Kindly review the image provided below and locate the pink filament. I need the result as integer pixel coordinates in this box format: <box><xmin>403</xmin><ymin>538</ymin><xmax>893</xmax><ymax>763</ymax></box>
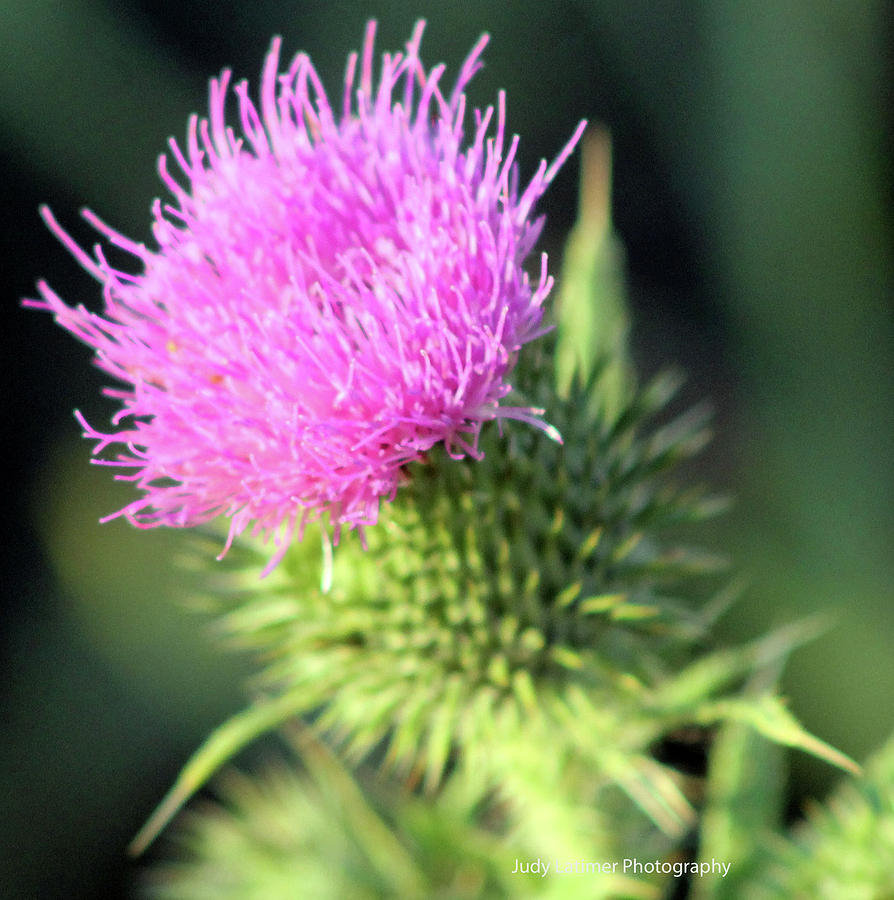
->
<box><xmin>29</xmin><ymin>21</ymin><xmax>585</xmax><ymax>569</ymax></box>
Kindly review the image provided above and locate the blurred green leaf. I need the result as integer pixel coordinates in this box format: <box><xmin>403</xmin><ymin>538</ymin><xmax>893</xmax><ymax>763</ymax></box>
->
<box><xmin>555</xmin><ymin>127</ymin><xmax>634</xmax><ymax>420</ymax></box>
<box><xmin>693</xmin><ymin>720</ymin><xmax>785</xmax><ymax>900</ymax></box>
<box><xmin>130</xmin><ymin>690</ymin><xmax>308</xmax><ymax>856</ymax></box>
<box><xmin>693</xmin><ymin>695</ymin><xmax>860</xmax><ymax>777</ymax></box>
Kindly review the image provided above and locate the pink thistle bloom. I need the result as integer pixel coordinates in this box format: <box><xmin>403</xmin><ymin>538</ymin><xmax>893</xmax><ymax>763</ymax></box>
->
<box><xmin>28</xmin><ymin>21</ymin><xmax>585</xmax><ymax>570</ymax></box>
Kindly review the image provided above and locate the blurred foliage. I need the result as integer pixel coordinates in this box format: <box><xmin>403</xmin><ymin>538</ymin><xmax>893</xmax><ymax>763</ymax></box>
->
<box><xmin>143</xmin><ymin>723</ymin><xmax>656</xmax><ymax>900</ymax></box>
<box><xmin>144</xmin><ymin>725</ymin><xmax>520</xmax><ymax>900</ymax></box>
<box><xmin>146</xmin><ymin>724</ymin><xmax>894</xmax><ymax>899</ymax></box>
<box><xmin>742</xmin><ymin>730</ymin><xmax>894</xmax><ymax>899</ymax></box>
<box><xmin>4</xmin><ymin>0</ymin><xmax>892</xmax><ymax>897</ymax></box>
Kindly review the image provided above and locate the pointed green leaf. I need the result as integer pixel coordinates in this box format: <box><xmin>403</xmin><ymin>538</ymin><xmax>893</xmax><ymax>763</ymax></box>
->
<box><xmin>555</xmin><ymin>127</ymin><xmax>635</xmax><ymax>420</ymax></box>
<box><xmin>695</xmin><ymin>695</ymin><xmax>861</xmax><ymax>776</ymax></box>
<box><xmin>129</xmin><ymin>690</ymin><xmax>307</xmax><ymax>855</ymax></box>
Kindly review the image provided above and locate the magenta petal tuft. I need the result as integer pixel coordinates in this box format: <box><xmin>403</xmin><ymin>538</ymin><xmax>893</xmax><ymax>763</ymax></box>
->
<box><xmin>30</xmin><ymin>21</ymin><xmax>585</xmax><ymax>564</ymax></box>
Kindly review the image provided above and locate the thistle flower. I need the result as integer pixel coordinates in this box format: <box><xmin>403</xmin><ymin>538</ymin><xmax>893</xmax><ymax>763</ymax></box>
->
<box><xmin>28</xmin><ymin>21</ymin><xmax>585</xmax><ymax>567</ymax></box>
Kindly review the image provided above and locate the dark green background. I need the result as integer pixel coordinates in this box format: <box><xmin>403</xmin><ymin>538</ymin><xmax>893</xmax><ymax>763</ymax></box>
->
<box><xmin>3</xmin><ymin>1</ymin><xmax>892</xmax><ymax>896</ymax></box>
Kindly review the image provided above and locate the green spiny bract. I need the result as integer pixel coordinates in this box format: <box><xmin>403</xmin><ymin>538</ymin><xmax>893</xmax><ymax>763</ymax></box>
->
<box><xmin>205</xmin><ymin>344</ymin><xmax>729</xmax><ymax>860</ymax></box>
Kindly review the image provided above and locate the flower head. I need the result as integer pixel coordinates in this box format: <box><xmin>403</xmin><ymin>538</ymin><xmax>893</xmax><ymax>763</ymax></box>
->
<box><xmin>29</xmin><ymin>21</ymin><xmax>585</xmax><ymax>568</ymax></box>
